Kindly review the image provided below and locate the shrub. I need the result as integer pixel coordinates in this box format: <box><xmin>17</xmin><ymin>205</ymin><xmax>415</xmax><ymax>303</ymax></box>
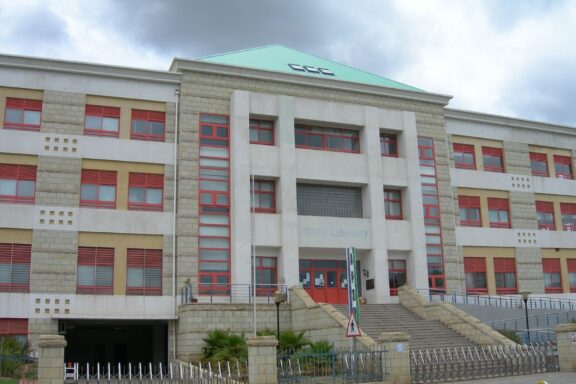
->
<box><xmin>497</xmin><ymin>329</ymin><xmax>521</xmax><ymax>344</ymax></box>
<box><xmin>0</xmin><ymin>336</ymin><xmax>29</xmax><ymax>379</ymax></box>
<box><xmin>201</xmin><ymin>330</ymin><xmax>247</xmax><ymax>363</ymax></box>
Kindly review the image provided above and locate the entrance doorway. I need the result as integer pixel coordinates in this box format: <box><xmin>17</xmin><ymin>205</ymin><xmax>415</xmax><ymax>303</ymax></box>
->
<box><xmin>299</xmin><ymin>260</ymin><xmax>349</xmax><ymax>304</ymax></box>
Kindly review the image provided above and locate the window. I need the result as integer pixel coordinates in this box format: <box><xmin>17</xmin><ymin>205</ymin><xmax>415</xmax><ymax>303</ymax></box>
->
<box><xmin>4</xmin><ymin>98</ymin><xmax>42</xmax><ymax>131</ymax></box>
<box><xmin>488</xmin><ymin>198</ymin><xmax>511</xmax><ymax>228</ymax></box>
<box><xmin>76</xmin><ymin>247</ymin><xmax>114</xmax><ymax>294</ymax></box>
<box><xmin>380</xmin><ymin>133</ymin><xmax>398</xmax><ymax>157</ymax></box>
<box><xmin>554</xmin><ymin>155</ymin><xmax>573</xmax><ymax>179</ymax></box>
<box><xmin>464</xmin><ymin>257</ymin><xmax>487</xmax><ymax>294</ymax></box>
<box><xmin>0</xmin><ymin>319</ymin><xmax>28</xmax><ymax>344</ymax></box>
<box><xmin>295</xmin><ymin>124</ymin><xmax>359</xmax><ymax>153</ymax></box>
<box><xmin>543</xmin><ymin>259</ymin><xmax>562</xmax><ymax>293</ymax></box>
<box><xmin>130</xmin><ymin>109</ymin><xmax>165</xmax><ymax>141</ymax></box>
<box><xmin>251</xmin><ymin>180</ymin><xmax>275</xmax><ymax>213</ymax></box>
<box><xmin>536</xmin><ymin>201</ymin><xmax>556</xmax><ymax>230</ymax></box>
<box><xmin>560</xmin><ymin>203</ymin><xmax>576</xmax><ymax>231</ymax></box>
<box><xmin>453</xmin><ymin>143</ymin><xmax>476</xmax><ymax>169</ymax></box>
<box><xmin>494</xmin><ymin>258</ymin><xmax>517</xmax><ymax>294</ymax></box>
<box><xmin>568</xmin><ymin>259</ymin><xmax>576</xmax><ymax>293</ymax></box>
<box><xmin>255</xmin><ymin>256</ymin><xmax>277</xmax><ymax>296</ymax></box>
<box><xmin>80</xmin><ymin>170</ymin><xmax>117</xmax><ymax>209</ymax></box>
<box><xmin>250</xmin><ymin>119</ymin><xmax>274</xmax><ymax>145</ymax></box>
<box><xmin>297</xmin><ymin>183</ymin><xmax>363</xmax><ymax>218</ymax></box>
<box><xmin>0</xmin><ymin>243</ymin><xmax>31</xmax><ymax>292</ymax></box>
<box><xmin>126</xmin><ymin>248</ymin><xmax>162</xmax><ymax>295</ymax></box>
<box><xmin>530</xmin><ymin>152</ymin><xmax>549</xmax><ymax>177</ymax></box>
<box><xmin>482</xmin><ymin>147</ymin><xmax>504</xmax><ymax>173</ymax></box>
<box><xmin>84</xmin><ymin>105</ymin><xmax>120</xmax><ymax>137</ymax></box>
<box><xmin>0</xmin><ymin>164</ymin><xmax>36</xmax><ymax>204</ymax></box>
<box><xmin>128</xmin><ymin>172</ymin><xmax>163</xmax><ymax>211</ymax></box>
<box><xmin>458</xmin><ymin>196</ymin><xmax>481</xmax><ymax>227</ymax></box>
<box><xmin>384</xmin><ymin>189</ymin><xmax>402</xmax><ymax>219</ymax></box>
<box><xmin>388</xmin><ymin>260</ymin><xmax>406</xmax><ymax>296</ymax></box>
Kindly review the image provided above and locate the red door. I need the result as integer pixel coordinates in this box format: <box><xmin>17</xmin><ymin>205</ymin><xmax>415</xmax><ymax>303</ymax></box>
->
<box><xmin>300</xmin><ymin>260</ymin><xmax>348</xmax><ymax>304</ymax></box>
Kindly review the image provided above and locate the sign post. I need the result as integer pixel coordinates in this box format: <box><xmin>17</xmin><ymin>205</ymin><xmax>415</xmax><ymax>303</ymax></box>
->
<box><xmin>346</xmin><ymin>247</ymin><xmax>360</xmax><ymax>323</ymax></box>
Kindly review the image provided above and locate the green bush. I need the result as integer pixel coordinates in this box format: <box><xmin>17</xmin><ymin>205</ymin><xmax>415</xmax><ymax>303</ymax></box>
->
<box><xmin>0</xmin><ymin>336</ymin><xmax>29</xmax><ymax>379</ymax></box>
<box><xmin>201</xmin><ymin>330</ymin><xmax>247</xmax><ymax>363</ymax></box>
<box><xmin>257</xmin><ymin>329</ymin><xmax>309</xmax><ymax>353</ymax></box>
<box><xmin>496</xmin><ymin>329</ymin><xmax>522</xmax><ymax>344</ymax></box>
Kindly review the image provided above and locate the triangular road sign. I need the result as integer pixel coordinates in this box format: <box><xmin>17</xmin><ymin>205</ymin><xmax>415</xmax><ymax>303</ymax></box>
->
<box><xmin>346</xmin><ymin>313</ymin><xmax>361</xmax><ymax>337</ymax></box>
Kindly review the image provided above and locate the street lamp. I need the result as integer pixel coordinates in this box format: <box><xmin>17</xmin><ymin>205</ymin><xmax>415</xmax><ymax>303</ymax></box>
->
<box><xmin>522</xmin><ymin>292</ymin><xmax>531</xmax><ymax>344</ymax></box>
<box><xmin>274</xmin><ymin>291</ymin><xmax>287</xmax><ymax>341</ymax></box>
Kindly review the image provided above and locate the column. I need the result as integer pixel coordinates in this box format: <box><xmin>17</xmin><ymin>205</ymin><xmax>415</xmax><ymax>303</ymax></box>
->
<box><xmin>37</xmin><ymin>334</ymin><xmax>67</xmax><ymax>384</ymax></box>
<box><xmin>378</xmin><ymin>332</ymin><xmax>411</xmax><ymax>384</ymax></box>
<box><xmin>246</xmin><ymin>335</ymin><xmax>278</xmax><ymax>384</ymax></box>
<box><xmin>555</xmin><ymin>323</ymin><xmax>576</xmax><ymax>372</ymax></box>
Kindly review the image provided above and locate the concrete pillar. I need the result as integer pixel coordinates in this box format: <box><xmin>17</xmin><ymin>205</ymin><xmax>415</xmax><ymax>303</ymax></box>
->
<box><xmin>379</xmin><ymin>332</ymin><xmax>411</xmax><ymax>384</ymax></box>
<box><xmin>555</xmin><ymin>323</ymin><xmax>576</xmax><ymax>372</ymax></box>
<box><xmin>37</xmin><ymin>334</ymin><xmax>67</xmax><ymax>384</ymax></box>
<box><xmin>246</xmin><ymin>335</ymin><xmax>278</xmax><ymax>384</ymax></box>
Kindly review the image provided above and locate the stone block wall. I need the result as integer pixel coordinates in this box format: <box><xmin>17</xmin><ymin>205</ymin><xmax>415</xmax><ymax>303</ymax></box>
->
<box><xmin>41</xmin><ymin>90</ymin><xmax>86</xmax><ymax>135</ymax></box>
<box><xmin>516</xmin><ymin>248</ymin><xmax>545</xmax><ymax>293</ymax></box>
<box><xmin>503</xmin><ymin>142</ymin><xmax>531</xmax><ymax>176</ymax></box>
<box><xmin>30</xmin><ymin>230</ymin><xmax>77</xmax><ymax>293</ymax></box>
<box><xmin>510</xmin><ymin>191</ymin><xmax>538</xmax><ymax>229</ymax></box>
<box><xmin>35</xmin><ymin>156</ymin><xmax>81</xmax><ymax>207</ymax></box>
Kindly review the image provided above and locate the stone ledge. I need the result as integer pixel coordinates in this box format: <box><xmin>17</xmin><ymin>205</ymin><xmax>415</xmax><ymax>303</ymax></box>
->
<box><xmin>379</xmin><ymin>332</ymin><xmax>410</xmax><ymax>342</ymax></box>
<box><xmin>38</xmin><ymin>334</ymin><xmax>67</xmax><ymax>348</ymax></box>
<box><xmin>555</xmin><ymin>323</ymin><xmax>576</xmax><ymax>333</ymax></box>
<box><xmin>246</xmin><ymin>336</ymin><xmax>278</xmax><ymax>347</ymax></box>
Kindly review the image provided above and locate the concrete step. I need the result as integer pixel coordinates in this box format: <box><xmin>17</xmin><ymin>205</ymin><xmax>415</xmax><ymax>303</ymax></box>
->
<box><xmin>332</xmin><ymin>304</ymin><xmax>477</xmax><ymax>350</ymax></box>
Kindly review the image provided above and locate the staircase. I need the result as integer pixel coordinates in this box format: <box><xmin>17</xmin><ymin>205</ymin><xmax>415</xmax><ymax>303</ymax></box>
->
<box><xmin>333</xmin><ymin>304</ymin><xmax>477</xmax><ymax>350</ymax></box>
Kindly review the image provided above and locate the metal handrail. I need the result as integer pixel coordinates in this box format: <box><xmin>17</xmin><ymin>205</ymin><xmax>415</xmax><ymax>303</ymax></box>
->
<box><xmin>488</xmin><ymin>309</ymin><xmax>576</xmax><ymax>333</ymax></box>
<box><xmin>181</xmin><ymin>283</ymin><xmax>289</xmax><ymax>304</ymax></box>
<box><xmin>417</xmin><ymin>288</ymin><xmax>576</xmax><ymax>310</ymax></box>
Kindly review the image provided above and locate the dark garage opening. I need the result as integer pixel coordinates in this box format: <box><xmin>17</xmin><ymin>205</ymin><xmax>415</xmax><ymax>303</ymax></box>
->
<box><xmin>61</xmin><ymin>320</ymin><xmax>168</xmax><ymax>365</ymax></box>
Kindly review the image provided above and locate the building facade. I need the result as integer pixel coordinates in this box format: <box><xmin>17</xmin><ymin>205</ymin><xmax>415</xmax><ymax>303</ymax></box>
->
<box><xmin>1</xmin><ymin>46</ymin><xmax>575</xmax><ymax>362</ymax></box>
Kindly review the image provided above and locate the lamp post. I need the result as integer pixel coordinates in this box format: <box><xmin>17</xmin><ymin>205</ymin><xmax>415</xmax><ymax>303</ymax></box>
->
<box><xmin>522</xmin><ymin>292</ymin><xmax>530</xmax><ymax>344</ymax></box>
<box><xmin>274</xmin><ymin>290</ymin><xmax>287</xmax><ymax>341</ymax></box>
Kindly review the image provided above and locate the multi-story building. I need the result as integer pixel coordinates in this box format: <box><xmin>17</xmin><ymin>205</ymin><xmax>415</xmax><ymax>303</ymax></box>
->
<box><xmin>1</xmin><ymin>45</ymin><xmax>575</xmax><ymax>362</ymax></box>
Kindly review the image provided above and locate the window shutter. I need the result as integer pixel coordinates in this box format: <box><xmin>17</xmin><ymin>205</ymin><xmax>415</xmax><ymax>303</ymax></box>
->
<box><xmin>542</xmin><ymin>259</ymin><xmax>561</xmax><ymax>272</ymax></box>
<box><xmin>494</xmin><ymin>258</ymin><xmax>515</xmax><ymax>272</ymax></box>
<box><xmin>85</xmin><ymin>105</ymin><xmax>102</xmax><ymax>115</ymax></box>
<box><xmin>17</xmin><ymin>165</ymin><xmax>37</xmax><ymax>180</ymax></box>
<box><xmin>102</xmin><ymin>106</ymin><xmax>120</xmax><ymax>117</ymax></box>
<box><xmin>131</xmin><ymin>109</ymin><xmax>149</xmax><ymax>120</ymax></box>
<box><xmin>148</xmin><ymin>111</ymin><xmax>166</xmax><ymax>122</ymax></box>
<box><xmin>129</xmin><ymin>172</ymin><xmax>147</xmax><ymax>186</ymax></box>
<box><xmin>561</xmin><ymin>203</ymin><xmax>576</xmax><ymax>214</ymax></box>
<box><xmin>0</xmin><ymin>318</ymin><xmax>28</xmax><ymax>335</ymax></box>
<box><xmin>98</xmin><ymin>170</ymin><xmax>117</xmax><ymax>185</ymax></box>
<box><xmin>0</xmin><ymin>164</ymin><xmax>18</xmax><ymax>179</ymax></box>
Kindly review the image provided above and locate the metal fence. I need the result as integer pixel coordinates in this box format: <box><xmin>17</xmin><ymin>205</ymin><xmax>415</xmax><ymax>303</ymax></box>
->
<box><xmin>489</xmin><ymin>309</ymin><xmax>576</xmax><ymax>334</ymax></box>
<box><xmin>181</xmin><ymin>283</ymin><xmax>289</xmax><ymax>304</ymax></box>
<box><xmin>277</xmin><ymin>346</ymin><xmax>386</xmax><ymax>384</ymax></box>
<box><xmin>418</xmin><ymin>288</ymin><xmax>576</xmax><ymax>310</ymax></box>
<box><xmin>0</xmin><ymin>354</ymin><xmax>38</xmax><ymax>382</ymax></box>
<box><xmin>410</xmin><ymin>343</ymin><xmax>558</xmax><ymax>383</ymax></box>
<box><xmin>65</xmin><ymin>360</ymin><xmax>246</xmax><ymax>383</ymax></box>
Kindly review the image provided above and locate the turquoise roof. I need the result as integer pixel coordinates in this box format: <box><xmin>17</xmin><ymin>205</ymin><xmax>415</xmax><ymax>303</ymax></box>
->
<box><xmin>197</xmin><ymin>45</ymin><xmax>421</xmax><ymax>92</ymax></box>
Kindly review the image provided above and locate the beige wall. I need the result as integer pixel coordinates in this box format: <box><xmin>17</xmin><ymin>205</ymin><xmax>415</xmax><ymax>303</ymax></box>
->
<box><xmin>0</xmin><ymin>228</ymin><xmax>33</xmax><ymax>243</ymax></box>
<box><xmin>451</xmin><ymin>135</ymin><xmax>503</xmax><ymax>172</ymax></box>
<box><xmin>0</xmin><ymin>153</ymin><xmax>38</xmax><ymax>165</ymax></box>
<box><xmin>457</xmin><ymin>188</ymin><xmax>509</xmax><ymax>228</ymax></box>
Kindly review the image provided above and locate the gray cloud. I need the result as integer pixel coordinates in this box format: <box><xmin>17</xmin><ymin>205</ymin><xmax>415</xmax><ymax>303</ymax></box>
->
<box><xmin>6</xmin><ymin>5</ymin><xmax>69</xmax><ymax>48</ymax></box>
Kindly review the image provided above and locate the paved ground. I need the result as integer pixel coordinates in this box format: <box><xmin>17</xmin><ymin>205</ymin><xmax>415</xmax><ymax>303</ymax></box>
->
<box><xmin>451</xmin><ymin>372</ymin><xmax>575</xmax><ymax>384</ymax></box>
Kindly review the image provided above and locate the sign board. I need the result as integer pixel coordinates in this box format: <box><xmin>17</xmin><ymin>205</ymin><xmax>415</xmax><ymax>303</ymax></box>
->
<box><xmin>346</xmin><ymin>313</ymin><xmax>361</xmax><ymax>337</ymax></box>
<box><xmin>346</xmin><ymin>247</ymin><xmax>359</xmax><ymax>322</ymax></box>
<box><xmin>571</xmin><ymin>332</ymin><xmax>576</xmax><ymax>344</ymax></box>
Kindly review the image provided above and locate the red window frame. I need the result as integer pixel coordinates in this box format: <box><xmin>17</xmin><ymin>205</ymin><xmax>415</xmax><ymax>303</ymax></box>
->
<box><xmin>453</xmin><ymin>143</ymin><xmax>476</xmax><ymax>170</ymax></box>
<box><xmin>530</xmin><ymin>152</ymin><xmax>549</xmax><ymax>177</ymax></box>
<box><xmin>76</xmin><ymin>247</ymin><xmax>114</xmax><ymax>294</ymax></box>
<box><xmin>249</xmin><ymin>119</ymin><xmax>274</xmax><ymax>145</ymax></box>
<box><xmin>380</xmin><ymin>133</ymin><xmax>398</xmax><ymax>157</ymax></box>
<box><xmin>384</xmin><ymin>189</ymin><xmax>403</xmax><ymax>219</ymax></box>
<box><xmin>494</xmin><ymin>258</ymin><xmax>517</xmax><ymax>294</ymax></box>
<box><xmin>464</xmin><ymin>257</ymin><xmax>488</xmax><ymax>294</ymax></box>
<box><xmin>388</xmin><ymin>259</ymin><xmax>407</xmax><ymax>296</ymax></box>
<box><xmin>482</xmin><ymin>147</ymin><xmax>504</xmax><ymax>173</ymax></box>
<box><xmin>251</xmin><ymin>179</ymin><xmax>276</xmax><ymax>213</ymax></box>
<box><xmin>488</xmin><ymin>198</ymin><xmax>511</xmax><ymax>228</ymax></box>
<box><xmin>295</xmin><ymin>124</ymin><xmax>360</xmax><ymax>153</ymax></box>
<box><xmin>0</xmin><ymin>318</ymin><xmax>28</xmax><ymax>336</ymax></box>
<box><xmin>560</xmin><ymin>203</ymin><xmax>576</xmax><ymax>231</ymax></box>
<box><xmin>567</xmin><ymin>259</ymin><xmax>576</xmax><ymax>293</ymax></box>
<box><xmin>130</xmin><ymin>109</ymin><xmax>165</xmax><ymax>142</ymax></box>
<box><xmin>0</xmin><ymin>164</ymin><xmax>36</xmax><ymax>204</ymax></box>
<box><xmin>4</xmin><ymin>98</ymin><xmax>42</xmax><ymax>131</ymax></box>
<box><xmin>255</xmin><ymin>256</ymin><xmax>277</xmax><ymax>296</ymax></box>
<box><xmin>554</xmin><ymin>155</ymin><xmax>573</xmax><ymax>179</ymax></box>
<box><xmin>458</xmin><ymin>196</ymin><xmax>482</xmax><ymax>227</ymax></box>
<box><xmin>80</xmin><ymin>170</ymin><xmax>117</xmax><ymax>209</ymax></box>
<box><xmin>536</xmin><ymin>201</ymin><xmax>556</xmax><ymax>230</ymax></box>
<box><xmin>543</xmin><ymin>258</ymin><xmax>563</xmax><ymax>293</ymax></box>
<box><xmin>128</xmin><ymin>172</ymin><xmax>164</xmax><ymax>212</ymax></box>
<box><xmin>84</xmin><ymin>105</ymin><xmax>120</xmax><ymax>137</ymax></box>
<box><xmin>198</xmin><ymin>114</ymin><xmax>231</xmax><ymax>292</ymax></box>
<box><xmin>0</xmin><ymin>243</ymin><xmax>31</xmax><ymax>292</ymax></box>
<box><xmin>126</xmin><ymin>248</ymin><xmax>162</xmax><ymax>296</ymax></box>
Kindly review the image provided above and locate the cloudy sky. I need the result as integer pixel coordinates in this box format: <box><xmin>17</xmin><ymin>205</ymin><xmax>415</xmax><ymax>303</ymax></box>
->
<box><xmin>0</xmin><ymin>0</ymin><xmax>574</xmax><ymax>126</ymax></box>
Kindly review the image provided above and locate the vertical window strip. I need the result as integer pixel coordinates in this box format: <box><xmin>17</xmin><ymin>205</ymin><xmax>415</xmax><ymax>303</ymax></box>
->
<box><xmin>198</xmin><ymin>114</ymin><xmax>231</xmax><ymax>292</ymax></box>
<box><xmin>418</xmin><ymin>137</ymin><xmax>445</xmax><ymax>291</ymax></box>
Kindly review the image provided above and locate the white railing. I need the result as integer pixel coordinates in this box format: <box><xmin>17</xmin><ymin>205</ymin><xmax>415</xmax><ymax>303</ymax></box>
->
<box><xmin>181</xmin><ymin>283</ymin><xmax>289</xmax><ymax>304</ymax></box>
